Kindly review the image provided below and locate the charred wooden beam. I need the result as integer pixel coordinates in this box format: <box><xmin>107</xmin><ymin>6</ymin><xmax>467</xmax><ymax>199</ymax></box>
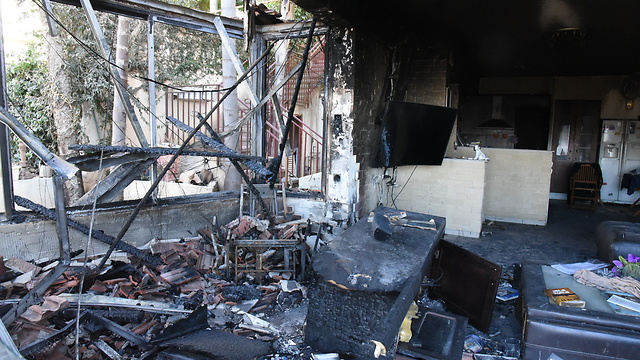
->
<box><xmin>19</xmin><ymin>311</ymin><xmax>88</xmax><ymax>358</ymax></box>
<box><xmin>14</xmin><ymin>196</ymin><xmax>162</xmax><ymax>267</ymax></box>
<box><xmin>0</xmin><ymin>108</ymin><xmax>78</xmax><ymax>180</ymax></box>
<box><xmin>73</xmin><ymin>158</ymin><xmax>156</xmax><ymax>206</ymax></box>
<box><xmin>86</xmin><ymin>312</ymin><xmax>151</xmax><ymax>349</ymax></box>
<box><xmin>166</xmin><ymin>116</ymin><xmax>271</xmax><ymax>177</ymax></box>
<box><xmin>91</xmin><ymin>309</ymin><xmax>145</xmax><ymax>323</ymax></box>
<box><xmin>68</xmin><ymin>144</ymin><xmax>265</xmax><ymax>166</ymax></box>
<box><xmin>67</xmin><ymin>150</ymin><xmax>157</xmax><ymax>172</ymax></box>
<box><xmin>199</xmin><ymin>115</ymin><xmax>274</xmax><ymax>223</ymax></box>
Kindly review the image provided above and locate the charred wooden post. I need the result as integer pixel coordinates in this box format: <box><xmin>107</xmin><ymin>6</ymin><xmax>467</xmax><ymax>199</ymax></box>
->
<box><xmin>2</xmin><ymin>263</ymin><xmax>68</xmax><ymax>326</ymax></box>
<box><xmin>53</xmin><ymin>176</ymin><xmax>71</xmax><ymax>261</ymax></box>
<box><xmin>68</xmin><ymin>144</ymin><xmax>264</xmax><ymax>167</ymax></box>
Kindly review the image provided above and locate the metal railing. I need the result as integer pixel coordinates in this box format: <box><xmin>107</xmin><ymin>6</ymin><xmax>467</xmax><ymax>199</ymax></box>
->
<box><xmin>165</xmin><ymin>37</ymin><xmax>326</xmax><ymax>182</ymax></box>
<box><xmin>164</xmin><ymin>85</ymin><xmax>251</xmax><ymax>155</ymax></box>
<box><xmin>265</xmin><ymin>106</ymin><xmax>323</xmax><ymax>180</ymax></box>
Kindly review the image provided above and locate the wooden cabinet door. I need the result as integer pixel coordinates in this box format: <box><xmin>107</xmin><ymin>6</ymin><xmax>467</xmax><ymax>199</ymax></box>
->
<box><xmin>550</xmin><ymin>100</ymin><xmax>601</xmax><ymax>194</ymax></box>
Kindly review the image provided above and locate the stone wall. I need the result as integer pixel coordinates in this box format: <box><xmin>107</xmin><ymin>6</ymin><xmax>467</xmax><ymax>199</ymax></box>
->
<box><xmin>0</xmin><ymin>192</ymin><xmax>240</xmax><ymax>262</ymax></box>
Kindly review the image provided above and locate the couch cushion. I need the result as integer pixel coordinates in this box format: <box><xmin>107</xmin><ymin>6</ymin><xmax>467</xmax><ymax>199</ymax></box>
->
<box><xmin>595</xmin><ymin>221</ymin><xmax>640</xmax><ymax>262</ymax></box>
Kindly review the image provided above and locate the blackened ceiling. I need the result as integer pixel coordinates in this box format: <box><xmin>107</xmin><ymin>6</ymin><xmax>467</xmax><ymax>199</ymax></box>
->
<box><xmin>292</xmin><ymin>0</ymin><xmax>640</xmax><ymax>90</ymax></box>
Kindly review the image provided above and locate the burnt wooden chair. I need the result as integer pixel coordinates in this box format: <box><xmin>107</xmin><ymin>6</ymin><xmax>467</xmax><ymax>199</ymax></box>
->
<box><xmin>569</xmin><ymin>163</ymin><xmax>602</xmax><ymax>210</ymax></box>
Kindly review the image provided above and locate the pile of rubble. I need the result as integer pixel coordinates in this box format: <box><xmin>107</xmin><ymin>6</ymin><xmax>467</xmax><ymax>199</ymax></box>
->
<box><xmin>0</xmin><ymin>213</ymin><xmax>331</xmax><ymax>360</ymax></box>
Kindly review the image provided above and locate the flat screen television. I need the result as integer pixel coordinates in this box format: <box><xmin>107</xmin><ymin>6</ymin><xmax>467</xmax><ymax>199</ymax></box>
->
<box><xmin>379</xmin><ymin>101</ymin><xmax>457</xmax><ymax>167</ymax></box>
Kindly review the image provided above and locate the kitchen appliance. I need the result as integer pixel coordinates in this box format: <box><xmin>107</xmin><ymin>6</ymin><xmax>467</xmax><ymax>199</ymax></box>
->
<box><xmin>599</xmin><ymin>120</ymin><xmax>640</xmax><ymax>203</ymax></box>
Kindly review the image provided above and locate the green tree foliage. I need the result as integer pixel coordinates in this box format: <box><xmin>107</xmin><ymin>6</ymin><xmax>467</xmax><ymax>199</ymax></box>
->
<box><xmin>130</xmin><ymin>22</ymin><xmax>223</xmax><ymax>86</ymax></box>
<box><xmin>7</xmin><ymin>0</ymin><xmax>250</xmax><ymax>174</ymax></box>
<box><xmin>6</xmin><ymin>44</ymin><xmax>57</xmax><ymax>168</ymax></box>
<box><xmin>51</xmin><ymin>4</ymin><xmax>116</xmax><ymax>121</ymax></box>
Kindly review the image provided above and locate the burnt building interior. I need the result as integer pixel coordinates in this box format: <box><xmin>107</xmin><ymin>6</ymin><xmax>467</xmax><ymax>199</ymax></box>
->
<box><xmin>1</xmin><ymin>0</ymin><xmax>640</xmax><ymax>359</ymax></box>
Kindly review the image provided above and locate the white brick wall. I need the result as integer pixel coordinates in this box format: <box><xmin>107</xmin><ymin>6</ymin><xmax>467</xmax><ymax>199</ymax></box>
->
<box><xmin>393</xmin><ymin>159</ymin><xmax>486</xmax><ymax>237</ymax></box>
<box><xmin>384</xmin><ymin>148</ymin><xmax>552</xmax><ymax>237</ymax></box>
<box><xmin>481</xmin><ymin>148</ymin><xmax>553</xmax><ymax>225</ymax></box>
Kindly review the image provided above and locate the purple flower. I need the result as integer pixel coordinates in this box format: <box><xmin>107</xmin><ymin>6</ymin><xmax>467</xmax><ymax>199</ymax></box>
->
<box><xmin>613</xmin><ymin>260</ymin><xmax>624</xmax><ymax>268</ymax></box>
<box><xmin>628</xmin><ymin>254</ymin><xmax>640</xmax><ymax>263</ymax></box>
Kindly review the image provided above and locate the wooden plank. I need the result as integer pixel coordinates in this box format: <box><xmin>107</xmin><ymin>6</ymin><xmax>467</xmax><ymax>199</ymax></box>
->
<box><xmin>73</xmin><ymin>158</ymin><xmax>156</xmax><ymax>206</ymax></box>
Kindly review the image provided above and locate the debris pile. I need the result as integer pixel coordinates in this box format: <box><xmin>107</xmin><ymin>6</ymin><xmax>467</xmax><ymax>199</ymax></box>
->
<box><xmin>0</xmin><ymin>212</ymin><xmax>329</xmax><ymax>359</ymax></box>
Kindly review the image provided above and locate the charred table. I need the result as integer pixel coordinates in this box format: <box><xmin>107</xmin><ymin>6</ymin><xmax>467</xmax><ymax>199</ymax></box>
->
<box><xmin>305</xmin><ymin>207</ymin><xmax>445</xmax><ymax>360</ymax></box>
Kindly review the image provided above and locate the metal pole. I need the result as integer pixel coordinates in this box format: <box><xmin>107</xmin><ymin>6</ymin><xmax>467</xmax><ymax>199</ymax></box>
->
<box><xmin>53</xmin><ymin>176</ymin><xmax>71</xmax><ymax>261</ymax></box>
<box><xmin>269</xmin><ymin>18</ymin><xmax>317</xmax><ymax>187</ymax></box>
<box><xmin>0</xmin><ymin>4</ymin><xmax>14</xmax><ymax>218</ymax></box>
<box><xmin>148</xmin><ymin>16</ymin><xmax>158</xmax><ymax>202</ymax></box>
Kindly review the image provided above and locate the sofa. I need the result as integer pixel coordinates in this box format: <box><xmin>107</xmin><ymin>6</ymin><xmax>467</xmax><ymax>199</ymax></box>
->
<box><xmin>595</xmin><ymin>221</ymin><xmax>640</xmax><ymax>263</ymax></box>
<box><xmin>519</xmin><ymin>260</ymin><xmax>640</xmax><ymax>360</ymax></box>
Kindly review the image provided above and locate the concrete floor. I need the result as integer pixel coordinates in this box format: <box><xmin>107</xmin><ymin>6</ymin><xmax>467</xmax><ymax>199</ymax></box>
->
<box><xmin>441</xmin><ymin>199</ymin><xmax>640</xmax><ymax>355</ymax></box>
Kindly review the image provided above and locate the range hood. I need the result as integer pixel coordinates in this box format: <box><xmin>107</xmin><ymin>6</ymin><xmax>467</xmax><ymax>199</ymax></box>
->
<box><xmin>477</xmin><ymin>96</ymin><xmax>514</xmax><ymax>129</ymax></box>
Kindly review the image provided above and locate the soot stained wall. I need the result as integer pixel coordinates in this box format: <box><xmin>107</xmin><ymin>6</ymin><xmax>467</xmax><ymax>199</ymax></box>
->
<box><xmin>352</xmin><ymin>32</ymin><xmax>391</xmax><ymax>219</ymax></box>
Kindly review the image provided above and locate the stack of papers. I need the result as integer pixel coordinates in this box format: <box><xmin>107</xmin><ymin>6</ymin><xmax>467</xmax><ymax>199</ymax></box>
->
<box><xmin>551</xmin><ymin>261</ymin><xmax>608</xmax><ymax>275</ymax></box>
<box><xmin>607</xmin><ymin>295</ymin><xmax>640</xmax><ymax>314</ymax></box>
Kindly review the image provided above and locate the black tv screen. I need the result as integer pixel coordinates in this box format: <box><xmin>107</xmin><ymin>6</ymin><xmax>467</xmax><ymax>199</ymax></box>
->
<box><xmin>380</xmin><ymin>101</ymin><xmax>457</xmax><ymax>167</ymax></box>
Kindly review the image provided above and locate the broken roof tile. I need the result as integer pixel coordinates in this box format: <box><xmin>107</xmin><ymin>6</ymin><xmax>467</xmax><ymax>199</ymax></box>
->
<box><xmin>160</xmin><ymin>267</ymin><xmax>201</xmax><ymax>285</ymax></box>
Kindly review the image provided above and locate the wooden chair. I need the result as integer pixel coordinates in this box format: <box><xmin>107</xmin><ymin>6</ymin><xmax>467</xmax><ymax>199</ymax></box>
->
<box><xmin>569</xmin><ymin>164</ymin><xmax>602</xmax><ymax>210</ymax></box>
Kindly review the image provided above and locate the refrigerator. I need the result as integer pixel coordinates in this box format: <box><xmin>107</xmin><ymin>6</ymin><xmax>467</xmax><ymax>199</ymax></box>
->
<box><xmin>599</xmin><ymin>120</ymin><xmax>640</xmax><ymax>204</ymax></box>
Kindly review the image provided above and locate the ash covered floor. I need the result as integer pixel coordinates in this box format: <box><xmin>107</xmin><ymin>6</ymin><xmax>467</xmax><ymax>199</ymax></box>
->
<box><xmin>444</xmin><ymin>199</ymin><xmax>638</xmax><ymax>353</ymax></box>
<box><xmin>1</xmin><ymin>199</ymin><xmax>637</xmax><ymax>359</ymax></box>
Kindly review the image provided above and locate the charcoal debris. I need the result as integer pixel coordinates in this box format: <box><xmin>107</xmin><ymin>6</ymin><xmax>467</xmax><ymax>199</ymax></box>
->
<box><xmin>0</xmin><ymin>210</ymin><xmax>334</xmax><ymax>359</ymax></box>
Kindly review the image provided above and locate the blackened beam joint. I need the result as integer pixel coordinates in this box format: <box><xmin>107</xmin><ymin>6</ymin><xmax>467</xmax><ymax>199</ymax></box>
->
<box><xmin>14</xmin><ymin>196</ymin><xmax>162</xmax><ymax>267</ymax></box>
<box><xmin>166</xmin><ymin>116</ymin><xmax>271</xmax><ymax>177</ymax></box>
